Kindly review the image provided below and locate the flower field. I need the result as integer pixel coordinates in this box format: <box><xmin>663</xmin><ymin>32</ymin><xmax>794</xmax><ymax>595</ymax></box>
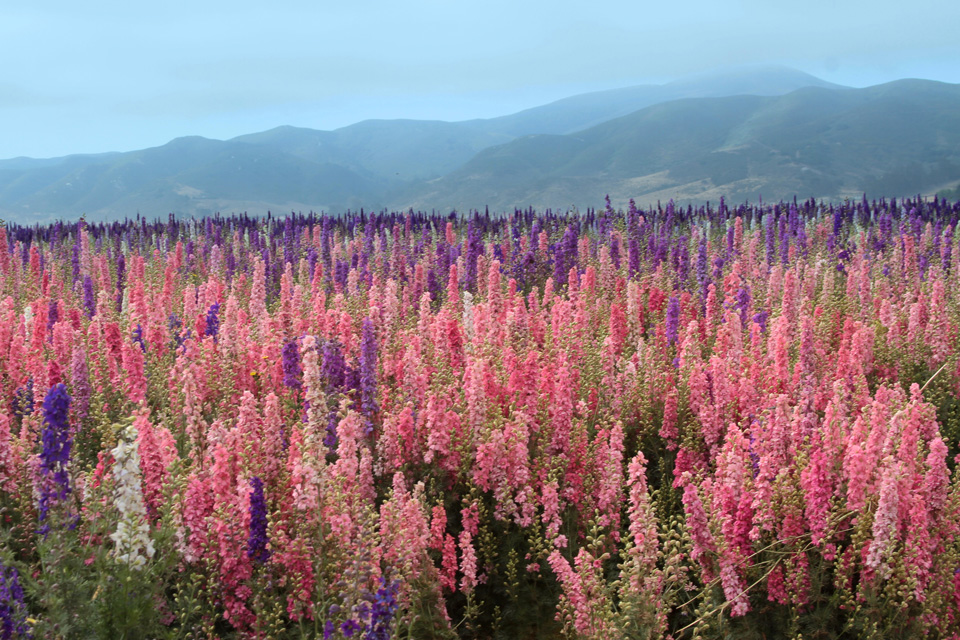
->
<box><xmin>1</xmin><ymin>196</ymin><xmax>960</xmax><ymax>639</ymax></box>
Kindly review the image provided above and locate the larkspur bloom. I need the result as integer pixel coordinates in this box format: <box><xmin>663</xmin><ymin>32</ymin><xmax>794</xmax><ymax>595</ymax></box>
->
<box><xmin>38</xmin><ymin>383</ymin><xmax>72</xmax><ymax>530</ymax></box>
<box><xmin>110</xmin><ymin>421</ymin><xmax>155</xmax><ymax>569</ymax></box>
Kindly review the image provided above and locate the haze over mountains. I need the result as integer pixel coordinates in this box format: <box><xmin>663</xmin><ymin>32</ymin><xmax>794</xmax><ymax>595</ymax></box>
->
<box><xmin>1</xmin><ymin>67</ymin><xmax>959</xmax><ymax>223</ymax></box>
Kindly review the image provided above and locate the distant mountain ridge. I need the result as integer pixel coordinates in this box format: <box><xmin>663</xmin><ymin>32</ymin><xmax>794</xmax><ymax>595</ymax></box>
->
<box><xmin>1</xmin><ymin>68</ymin><xmax>958</xmax><ymax>223</ymax></box>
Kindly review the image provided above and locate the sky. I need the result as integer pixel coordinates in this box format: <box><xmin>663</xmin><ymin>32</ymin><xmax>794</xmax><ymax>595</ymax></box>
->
<box><xmin>2</xmin><ymin>0</ymin><xmax>959</xmax><ymax>160</ymax></box>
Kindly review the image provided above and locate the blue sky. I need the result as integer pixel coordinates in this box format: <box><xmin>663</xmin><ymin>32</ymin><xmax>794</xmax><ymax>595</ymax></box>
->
<box><xmin>2</xmin><ymin>0</ymin><xmax>958</xmax><ymax>159</ymax></box>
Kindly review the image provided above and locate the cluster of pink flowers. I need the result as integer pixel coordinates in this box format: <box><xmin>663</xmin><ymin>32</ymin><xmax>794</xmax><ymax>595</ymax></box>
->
<box><xmin>0</xmin><ymin>196</ymin><xmax>959</xmax><ymax>637</ymax></box>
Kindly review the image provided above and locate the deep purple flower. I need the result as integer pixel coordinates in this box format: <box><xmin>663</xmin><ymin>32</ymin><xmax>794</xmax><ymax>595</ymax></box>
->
<box><xmin>46</xmin><ymin>300</ymin><xmax>59</xmax><ymax>334</ymax></box>
<box><xmin>0</xmin><ymin>562</ymin><xmax>31</xmax><ymax>640</ymax></box>
<box><xmin>247</xmin><ymin>477</ymin><xmax>270</xmax><ymax>563</ymax></box>
<box><xmin>366</xmin><ymin>578</ymin><xmax>400</xmax><ymax>640</ymax></box>
<box><xmin>132</xmin><ymin>324</ymin><xmax>146</xmax><ymax>353</ymax></box>
<box><xmin>324</xmin><ymin>410</ymin><xmax>339</xmax><ymax>452</ymax></box>
<box><xmin>205</xmin><ymin>302</ymin><xmax>220</xmax><ymax>339</ymax></box>
<box><xmin>169</xmin><ymin>313</ymin><xmax>189</xmax><ymax>351</ymax></box>
<box><xmin>341</xmin><ymin>619</ymin><xmax>362</xmax><ymax>638</ymax></box>
<box><xmin>665</xmin><ymin>296</ymin><xmax>680</xmax><ymax>346</ymax></box>
<box><xmin>753</xmin><ymin>309</ymin><xmax>769</xmax><ymax>333</ymax></box>
<box><xmin>83</xmin><ymin>275</ymin><xmax>96</xmax><ymax>318</ymax></box>
<box><xmin>39</xmin><ymin>383</ymin><xmax>72</xmax><ymax>528</ymax></box>
<box><xmin>71</xmin><ymin>243</ymin><xmax>81</xmax><ymax>283</ymax></box>
<box><xmin>553</xmin><ymin>225</ymin><xmax>578</xmax><ymax>286</ymax></box>
<box><xmin>11</xmin><ymin>379</ymin><xmax>33</xmax><ymax>419</ymax></box>
<box><xmin>282</xmin><ymin>338</ymin><xmax>302</xmax><ymax>389</ymax></box>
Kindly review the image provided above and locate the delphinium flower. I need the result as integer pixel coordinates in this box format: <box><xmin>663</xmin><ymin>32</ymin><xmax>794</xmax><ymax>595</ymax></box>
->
<box><xmin>38</xmin><ymin>383</ymin><xmax>72</xmax><ymax>531</ymax></box>
<box><xmin>247</xmin><ymin>476</ymin><xmax>270</xmax><ymax>564</ymax></box>
<box><xmin>131</xmin><ymin>324</ymin><xmax>146</xmax><ymax>353</ymax></box>
<box><xmin>70</xmin><ymin>345</ymin><xmax>91</xmax><ymax>423</ymax></box>
<box><xmin>11</xmin><ymin>379</ymin><xmax>33</xmax><ymax>420</ymax></box>
<box><xmin>322</xmin><ymin>340</ymin><xmax>346</xmax><ymax>448</ymax></box>
<box><xmin>83</xmin><ymin>275</ymin><xmax>96</xmax><ymax>318</ymax></box>
<box><xmin>359</xmin><ymin>318</ymin><xmax>378</xmax><ymax>436</ymax></box>
<box><xmin>282</xmin><ymin>338</ymin><xmax>302</xmax><ymax>390</ymax></box>
<box><xmin>115</xmin><ymin>252</ymin><xmax>126</xmax><ymax>313</ymax></box>
<box><xmin>0</xmin><ymin>562</ymin><xmax>31</xmax><ymax>639</ymax></box>
<box><xmin>734</xmin><ymin>285</ymin><xmax>751</xmax><ymax>328</ymax></box>
<box><xmin>665</xmin><ymin>295</ymin><xmax>680</xmax><ymax>346</ymax></box>
<box><xmin>46</xmin><ymin>300</ymin><xmax>58</xmax><ymax>335</ymax></box>
<box><xmin>365</xmin><ymin>578</ymin><xmax>399</xmax><ymax>640</ymax></box>
<box><xmin>168</xmin><ymin>313</ymin><xmax>188</xmax><ymax>352</ymax></box>
<box><xmin>110</xmin><ymin>421</ymin><xmax>155</xmax><ymax>569</ymax></box>
<box><xmin>205</xmin><ymin>302</ymin><xmax>221</xmax><ymax>339</ymax></box>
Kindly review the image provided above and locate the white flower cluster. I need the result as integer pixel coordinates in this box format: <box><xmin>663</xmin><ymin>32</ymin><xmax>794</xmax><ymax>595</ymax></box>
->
<box><xmin>110</xmin><ymin>423</ymin><xmax>155</xmax><ymax>569</ymax></box>
<box><xmin>463</xmin><ymin>291</ymin><xmax>474</xmax><ymax>340</ymax></box>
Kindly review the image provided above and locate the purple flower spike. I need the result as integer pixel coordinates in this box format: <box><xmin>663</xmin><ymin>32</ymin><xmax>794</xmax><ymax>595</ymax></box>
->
<box><xmin>247</xmin><ymin>477</ymin><xmax>270</xmax><ymax>563</ymax></box>
<box><xmin>665</xmin><ymin>295</ymin><xmax>680</xmax><ymax>346</ymax></box>
<box><xmin>205</xmin><ymin>302</ymin><xmax>220</xmax><ymax>339</ymax></box>
<box><xmin>282</xmin><ymin>338</ymin><xmax>302</xmax><ymax>389</ymax></box>
<box><xmin>39</xmin><ymin>383</ymin><xmax>72</xmax><ymax>529</ymax></box>
<box><xmin>0</xmin><ymin>562</ymin><xmax>32</xmax><ymax>639</ymax></box>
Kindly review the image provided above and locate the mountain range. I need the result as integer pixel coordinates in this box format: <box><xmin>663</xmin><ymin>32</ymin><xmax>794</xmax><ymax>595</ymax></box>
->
<box><xmin>2</xmin><ymin>67</ymin><xmax>959</xmax><ymax>223</ymax></box>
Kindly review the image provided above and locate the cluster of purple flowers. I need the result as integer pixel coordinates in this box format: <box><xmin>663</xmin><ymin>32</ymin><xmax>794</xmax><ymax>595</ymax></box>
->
<box><xmin>204</xmin><ymin>302</ymin><xmax>221</xmax><ymax>339</ymax></box>
<box><xmin>281</xmin><ymin>338</ymin><xmax>302</xmax><ymax>389</ymax></box>
<box><xmin>82</xmin><ymin>275</ymin><xmax>96</xmax><ymax>318</ymax></box>
<box><xmin>131</xmin><ymin>324</ymin><xmax>146</xmax><ymax>353</ymax></box>
<box><xmin>325</xmin><ymin>579</ymin><xmax>399</xmax><ymax>640</ymax></box>
<box><xmin>247</xmin><ymin>477</ymin><xmax>270</xmax><ymax>564</ymax></box>
<box><xmin>10</xmin><ymin>379</ymin><xmax>33</xmax><ymax>419</ymax></box>
<box><xmin>39</xmin><ymin>383</ymin><xmax>72</xmax><ymax>531</ymax></box>
<box><xmin>665</xmin><ymin>295</ymin><xmax>680</xmax><ymax>346</ymax></box>
<box><xmin>0</xmin><ymin>562</ymin><xmax>31</xmax><ymax>640</ymax></box>
<box><xmin>45</xmin><ymin>300</ymin><xmax>58</xmax><ymax>335</ymax></box>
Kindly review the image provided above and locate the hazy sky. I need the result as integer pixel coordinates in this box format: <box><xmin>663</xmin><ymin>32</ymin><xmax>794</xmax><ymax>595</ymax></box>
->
<box><xmin>3</xmin><ymin>0</ymin><xmax>958</xmax><ymax>159</ymax></box>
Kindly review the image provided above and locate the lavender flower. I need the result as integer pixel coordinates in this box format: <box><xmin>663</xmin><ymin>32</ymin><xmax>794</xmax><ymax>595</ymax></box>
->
<box><xmin>0</xmin><ymin>562</ymin><xmax>31</xmax><ymax>640</ymax></box>
<box><xmin>359</xmin><ymin>318</ymin><xmax>378</xmax><ymax>435</ymax></box>
<box><xmin>321</xmin><ymin>341</ymin><xmax>345</xmax><ymax>392</ymax></box>
<box><xmin>282</xmin><ymin>338</ymin><xmax>302</xmax><ymax>389</ymax></box>
<box><xmin>665</xmin><ymin>295</ymin><xmax>680</xmax><ymax>346</ymax></box>
<box><xmin>247</xmin><ymin>477</ymin><xmax>270</xmax><ymax>563</ymax></box>
<box><xmin>39</xmin><ymin>383</ymin><xmax>72</xmax><ymax>529</ymax></box>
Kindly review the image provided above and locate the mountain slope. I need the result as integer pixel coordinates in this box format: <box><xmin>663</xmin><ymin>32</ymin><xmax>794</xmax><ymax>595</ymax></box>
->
<box><xmin>397</xmin><ymin>80</ymin><xmax>960</xmax><ymax>210</ymax></box>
